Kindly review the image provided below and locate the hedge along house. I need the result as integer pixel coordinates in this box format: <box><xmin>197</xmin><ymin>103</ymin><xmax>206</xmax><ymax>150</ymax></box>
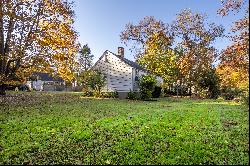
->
<box><xmin>92</xmin><ymin>47</ymin><xmax>162</xmax><ymax>98</ymax></box>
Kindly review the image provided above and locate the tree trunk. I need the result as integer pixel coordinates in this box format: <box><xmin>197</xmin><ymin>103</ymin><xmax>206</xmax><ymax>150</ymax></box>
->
<box><xmin>180</xmin><ymin>79</ymin><xmax>183</xmax><ymax>98</ymax></box>
<box><xmin>176</xmin><ymin>86</ymin><xmax>179</xmax><ymax>98</ymax></box>
<box><xmin>0</xmin><ymin>1</ymin><xmax>6</xmax><ymax>95</ymax></box>
<box><xmin>0</xmin><ymin>84</ymin><xmax>6</xmax><ymax>95</ymax></box>
<box><xmin>188</xmin><ymin>86</ymin><xmax>192</xmax><ymax>96</ymax></box>
<box><xmin>161</xmin><ymin>80</ymin><xmax>166</xmax><ymax>97</ymax></box>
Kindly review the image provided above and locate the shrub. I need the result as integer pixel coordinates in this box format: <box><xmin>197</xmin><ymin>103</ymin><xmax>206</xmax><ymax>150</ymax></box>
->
<box><xmin>112</xmin><ymin>90</ymin><xmax>119</xmax><ymax>98</ymax></box>
<box><xmin>82</xmin><ymin>91</ymin><xmax>93</xmax><ymax>97</ymax></box>
<box><xmin>81</xmin><ymin>86</ymin><xmax>93</xmax><ymax>97</ymax></box>
<box><xmin>88</xmin><ymin>71</ymin><xmax>106</xmax><ymax>97</ymax></box>
<box><xmin>196</xmin><ymin>88</ymin><xmax>209</xmax><ymax>99</ymax></box>
<box><xmin>93</xmin><ymin>91</ymin><xmax>102</xmax><ymax>98</ymax></box>
<box><xmin>127</xmin><ymin>90</ymin><xmax>139</xmax><ymax>100</ymax></box>
<box><xmin>7</xmin><ymin>84</ymin><xmax>30</xmax><ymax>91</ymax></box>
<box><xmin>79</xmin><ymin>70</ymin><xmax>106</xmax><ymax>98</ymax></box>
<box><xmin>243</xmin><ymin>95</ymin><xmax>249</xmax><ymax>106</ymax></box>
<box><xmin>152</xmin><ymin>86</ymin><xmax>162</xmax><ymax>98</ymax></box>
<box><xmin>101</xmin><ymin>91</ymin><xmax>118</xmax><ymax>98</ymax></box>
<box><xmin>197</xmin><ymin>68</ymin><xmax>220</xmax><ymax>99</ymax></box>
<box><xmin>138</xmin><ymin>75</ymin><xmax>157</xmax><ymax>100</ymax></box>
<box><xmin>240</xmin><ymin>88</ymin><xmax>249</xmax><ymax>106</ymax></box>
<box><xmin>220</xmin><ymin>87</ymin><xmax>242</xmax><ymax>100</ymax></box>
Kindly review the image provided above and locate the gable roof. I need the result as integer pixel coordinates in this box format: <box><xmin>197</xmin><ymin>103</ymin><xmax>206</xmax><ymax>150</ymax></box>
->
<box><xmin>30</xmin><ymin>72</ymin><xmax>64</xmax><ymax>82</ymax></box>
<box><xmin>93</xmin><ymin>50</ymin><xmax>148</xmax><ymax>72</ymax></box>
<box><xmin>112</xmin><ymin>53</ymin><xmax>147</xmax><ymax>72</ymax></box>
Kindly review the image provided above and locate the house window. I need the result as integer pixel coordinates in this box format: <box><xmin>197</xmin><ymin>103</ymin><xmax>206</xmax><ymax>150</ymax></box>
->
<box><xmin>135</xmin><ymin>76</ymin><xmax>139</xmax><ymax>81</ymax></box>
<box><xmin>105</xmin><ymin>55</ymin><xmax>108</xmax><ymax>62</ymax></box>
<box><xmin>135</xmin><ymin>69</ymin><xmax>139</xmax><ymax>76</ymax></box>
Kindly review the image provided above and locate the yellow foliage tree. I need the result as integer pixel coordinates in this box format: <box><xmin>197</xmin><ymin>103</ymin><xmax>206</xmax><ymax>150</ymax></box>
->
<box><xmin>217</xmin><ymin>0</ymin><xmax>249</xmax><ymax>93</ymax></box>
<box><xmin>0</xmin><ymin>0</ymin><xmax>79</xmax><ymax>95</ymax></box>
<box><xmin>139</xmin><ymin>31</ymin><xmax>177</xmax><ymax>85</ymax></box>
<box><xmin>120</xmin><ymin>16</ymin><xmax>177</xmax><ymax>88</ymax></box>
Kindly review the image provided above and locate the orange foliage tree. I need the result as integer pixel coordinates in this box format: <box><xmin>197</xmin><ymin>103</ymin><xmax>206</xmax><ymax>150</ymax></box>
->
<box><xmin>216</xmin><ymin>0</ymin><xmax>249</xmax><ymax>94</ymax></box>
<box><xmin>171</xmin><ymin>9</ymin><xmax>224</xmax><ymax>95</ymax></box>
<box><xmin>0</xmin><ymin>0</ymin><xmax>79</xmax><ymax>95</ymax></box>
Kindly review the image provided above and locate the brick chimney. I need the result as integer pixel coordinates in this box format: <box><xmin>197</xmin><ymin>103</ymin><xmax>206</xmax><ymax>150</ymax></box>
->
<box><xmin>117</xmin><ymin>47</ymin><xmax>124</xmax><ymax>58</ymax></box>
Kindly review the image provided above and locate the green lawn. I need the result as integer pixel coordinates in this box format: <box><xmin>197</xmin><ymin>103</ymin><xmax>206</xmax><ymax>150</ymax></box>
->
<box><xmin>0</xmin><ymin>92</ymin><xmax>249</xmax><ymax>165</ymax></box>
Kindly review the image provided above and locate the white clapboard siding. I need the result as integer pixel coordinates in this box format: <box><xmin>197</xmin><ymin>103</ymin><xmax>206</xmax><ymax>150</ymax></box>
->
<box><xmin>93</xmin><ymin>50</ymin><xmax>162</xmax><ymax>92</ymax></box>
<box><xmin>93</xmin><ymin>51</ymin><xmax>133</xmax><ymax>92</ymax></box>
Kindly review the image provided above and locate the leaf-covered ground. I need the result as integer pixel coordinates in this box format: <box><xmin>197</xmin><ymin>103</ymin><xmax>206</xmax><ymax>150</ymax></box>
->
<box><xmin>0</xmin><ymin>92</ymin><xmax>249</xmax><ymax>165</ymax></box>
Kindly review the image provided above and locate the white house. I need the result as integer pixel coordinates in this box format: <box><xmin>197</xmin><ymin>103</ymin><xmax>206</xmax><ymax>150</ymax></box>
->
<box><xmin>26</xmin><ymin>72</ymin><xmax>65</xmax><ymax>91</ymax></box>
<box><xmin>92</xmin><ymin>47</ymin><xmax>163</xmax><ymax>98</ymax></box>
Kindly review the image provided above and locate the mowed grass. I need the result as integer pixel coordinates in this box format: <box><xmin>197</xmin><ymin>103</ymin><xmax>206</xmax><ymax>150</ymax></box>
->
<box><xmin>0</xmin><ymin>92</ymin><xmax>249</xmax><ymax>165</ymax></box>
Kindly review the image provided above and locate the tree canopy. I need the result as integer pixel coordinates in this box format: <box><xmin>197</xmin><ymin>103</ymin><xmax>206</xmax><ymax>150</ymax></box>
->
<box><xmin>171</xmin><ymin>9</ymin><xmax>224</xmax><ymax>93</ymax></box>
<box><xmin>120</xmin><ymin>16</ymin><xmax>176</xmax><ymax>85</ymax></box>
<box><xmin>0</xmin><ymin>0</ymin><xmax>79</xmax><ymax>94</ymax></box>
<box><xmin>120</xmin><ymin>10</ymin><xmax>224</xmax><ymax>96</ymax></box>
<box><xmin>216</xmin><ymin>0</ymin><xmax>249</xmax><ymax>91</ymax></box>
<box><xmin>78</xmin><ymin>44</ymin><xmax>94</xmax><ymax>72</ymax></box>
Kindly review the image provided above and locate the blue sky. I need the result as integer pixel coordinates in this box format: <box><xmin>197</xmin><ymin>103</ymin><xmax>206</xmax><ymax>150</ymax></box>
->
<box><xmin>73</xmin><ymin>0</ymin><xmax>245</xmax><ymax>63</ymax></box>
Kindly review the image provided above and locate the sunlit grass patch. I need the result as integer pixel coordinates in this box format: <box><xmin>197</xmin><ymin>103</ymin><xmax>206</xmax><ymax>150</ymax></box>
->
<box><xmin>195</xmin><ymin>100</ymin><xmax>241</xmax><ymax>106</ymax></box>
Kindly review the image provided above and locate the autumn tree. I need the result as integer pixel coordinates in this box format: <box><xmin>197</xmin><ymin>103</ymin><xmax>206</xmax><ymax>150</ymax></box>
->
<box><xmin>216</xmin><ymin>0</ymin><xmax>249</xmax><ymax>95</ymax></box>
<box><xmin>0</xmin><ymin>0</ymin><xmax>79</xmax><ymax>95</ymax></box>
<box><xmin>78</xmin><ymin>44</ymin><xmax>94</xmax><ymax>72</ymax></box>
<box><xmin>140</xmin><ymin>31</ymin><xmax>177</xmax><ymax>85</ymax></box>
<box><xmin>171</xmin><ymin>9</ymin><xmax>224</xmax><ymax>95</ymax></box>
<box><xmin>120</xmin><ymin>16</ymin><xmax>177</xmax><ymax>87</ymax></box>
